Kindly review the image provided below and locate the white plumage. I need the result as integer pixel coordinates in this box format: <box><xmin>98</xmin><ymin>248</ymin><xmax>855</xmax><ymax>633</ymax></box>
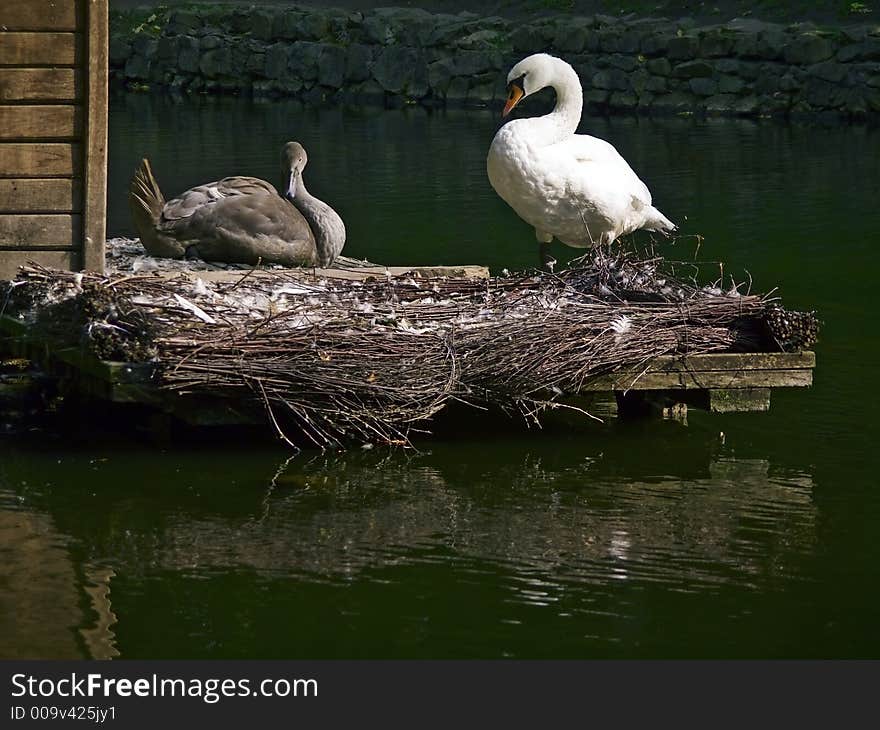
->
<box><xmin>487</xmin><ymin>54</ymin><xmax>675</xmax><ymax>263</ymax></box>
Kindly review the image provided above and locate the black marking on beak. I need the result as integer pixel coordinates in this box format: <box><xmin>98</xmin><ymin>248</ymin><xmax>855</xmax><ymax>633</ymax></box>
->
<box><xmin>503</xmin><ymin>76</ymin><xmax>526</xmax><ymax>117</ymax></box>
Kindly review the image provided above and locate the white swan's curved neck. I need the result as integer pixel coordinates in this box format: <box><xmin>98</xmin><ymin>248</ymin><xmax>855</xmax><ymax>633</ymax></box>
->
<box><xmin>520</xmin><ymin>61</ymin><xmax>583</xmax><ymax>146</ymax></box>
<box><xmin>552</xmin><ymin>75</ymin><xmax>583</xmax><ymax>133</ymax></box>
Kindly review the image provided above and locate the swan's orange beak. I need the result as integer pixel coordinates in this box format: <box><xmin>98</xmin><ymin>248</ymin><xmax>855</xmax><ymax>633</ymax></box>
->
<box><xmin>503</xmin><ymin>83</ymin><xmax>524</xmax><ymax>117</ymax></box>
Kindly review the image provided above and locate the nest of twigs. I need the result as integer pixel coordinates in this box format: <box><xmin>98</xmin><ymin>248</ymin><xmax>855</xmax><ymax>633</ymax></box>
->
<box><xmin>1</xmin><ymin>245</ymin><xmax>820</xmax><ymax>449</ymax></box>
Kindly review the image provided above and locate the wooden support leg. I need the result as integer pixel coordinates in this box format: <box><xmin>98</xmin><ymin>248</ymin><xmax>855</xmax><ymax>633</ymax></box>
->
<box><xmin>615</xmin><ymin>390</ymin><xmax>689</xmax><ymax>420</ymax></box>
<box><xmin>662</xmin><ymin>402</ymin><xmax>688</xmax><ymax>421</ymax></box>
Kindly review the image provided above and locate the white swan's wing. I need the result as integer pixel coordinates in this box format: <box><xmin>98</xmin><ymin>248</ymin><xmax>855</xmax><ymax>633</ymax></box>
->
<box><xmin>527</xmin><ymin>133</ymin><xmax>662</xmax><ymax>244</ymax></box>
<box><xmin>557</xmin><ymin>134</ymin><xmax>654</xmax><ymax>208</ymax></box>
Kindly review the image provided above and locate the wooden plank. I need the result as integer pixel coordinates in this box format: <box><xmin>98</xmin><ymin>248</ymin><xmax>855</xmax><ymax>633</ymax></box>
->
<box><xmin>82</xmin><ymin>0</ymin><xmax>107</xmax><ymax>273</ymax></box>
<box><xmin>581</xmin><ymin>367</ymin><xmax>812</xmax><ymax>392</ymax></box>
<box><xmin>0</xmin><ymin>68</ymin><xmax>79</xmax><ymax>102</ymax></box>
<box><xmin>709</xmin><ymin>388</ymin><xmax>771</xmax><ymax>413</ymax></box>
<box><xmin>0</xmin><ymin>1</ymin><xmax>80</xmax><ymax>31</ymax></box>
<box><xmin>0</xmin><ymin>214</ymin><xmax>79</xmax><ymax>247</ymax></box>
<box><xmin>0</xmin><ymin>249</ymin><xmax>80</xmax><ymax>280</ymax></box>
<box><xmin>0</xmin><ymin>143</ymin><xmax>80</xmax><ymax>177</ymax></box>
<box><xmin>0</xmin><ymin>179</ymin><xmax>81</xmax><ymax>212</ymax></box>
<box><xmin>0</xmin><ymin>32</ymin><xmax>79</xmax><ymax>66</ymax></box>
<box><xmin>53</xmin><ymin>348</ymin><xmax>154</xmax><ymax>386</ymax></box>
<box><xmin>590</xmin><ymin>352</ymin><xmax>814</xmax><ymax>374</ymax></box>
<box><xmin>0</xmin><ymin>105</ymin><xmax>81</xmax><ymax>139</ymax></box>
<box><xmin>165</xmin><ymin>265</ymin><xmax>492</xmax><ymax>285</ymax></box>
<box><xmin>640</xmin><ymin>352</ymin><xmax>816</xmax><ymax>372</ymax></box>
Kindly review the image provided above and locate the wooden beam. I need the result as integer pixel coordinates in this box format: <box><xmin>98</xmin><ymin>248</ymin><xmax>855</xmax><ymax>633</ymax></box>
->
<box><xmin>0</xmin><ymin>143</ymin><xmax>80</xmax><ymax>177</ymax></box>
<box><xmin>0</xmin><ymin>105</ymin><xmax>81</xmax><ymax>139</ymax></box>
<box><xmin>709</xmin><ymin>388</ymin><xmax>771</xmax><ymax>413</ymax></box>
<box><xmin>0</xmin><ymin>179</ymin><xmax>82</xmax><ymax>212</ymax></box>
<box><xmin>0</xmin><ymin>1</ymin><xmax>80</xmax><ymax>31</ymax></box>
<box><xmin>631</xmin><ymin>352</ymin><xmax>816</xmax><ymax>372</ymax></box>
<box><xmin>583</xmin><ymin>367</ymin><xmax>812</xmax><ymax>392</ymax></box>
<box><xmin>0</xmin><ymin>214</ymin><xmax>80</xmax><ymax>247</ymax></box>
<box><xmin>0</xmin><ymin>32</ymin><xmax>79</xmax><ymax>66</ymax></box>
<box><xmin>0</xmin><ymin>249</ymin><xmax>81</xmax><ymax>280</ymax></box>
<box><xmin>162</xmin><ymin>264</ymin><xmax>492</xmax><ymax>285</ymax></box>
<box><xmin>82</xmin><ymin>0</ymin><xmax>107</xmax><ymax>273</ymax></box>
<box><xmin>0</xmin><ymin>68</ymin><xmax>80</xmax><ymax>102</ymax></box>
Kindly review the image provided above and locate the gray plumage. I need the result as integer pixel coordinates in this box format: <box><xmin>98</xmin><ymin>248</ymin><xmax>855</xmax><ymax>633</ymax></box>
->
<box><xmin>129</xmin><ymin>142</ymin><xmax>345</xmax><ymax>268</ymax></box>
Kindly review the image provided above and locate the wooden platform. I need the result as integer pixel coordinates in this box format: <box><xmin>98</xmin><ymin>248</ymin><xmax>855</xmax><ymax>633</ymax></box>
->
<box><xmin>170</xmin><ymin>263</ymin><xmax>492</xmax><ymax>283</ymax></box>
<box><xmin>587</xmin><ymin>351</ymin><xmax>814</xmax><ymax>417</ymax></box>
<box><xmin>0</xmin><ymin>309</ymin><xmax>815</xmax><ymax>426</ymax></box>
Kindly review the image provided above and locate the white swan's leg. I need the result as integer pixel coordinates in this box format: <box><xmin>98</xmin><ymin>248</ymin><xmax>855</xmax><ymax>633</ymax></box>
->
<box><xmin>535</xmin><ymin>229</ymin><xmax>556</xmax><ymax>272</ymax></box>
<box><xmin>591</xmin><ymin>230</ymin><xmax>616</xmax><ymax>260</ymax></box>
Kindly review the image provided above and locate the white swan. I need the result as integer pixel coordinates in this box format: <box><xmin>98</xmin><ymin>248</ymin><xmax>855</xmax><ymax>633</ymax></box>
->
<box><xmin>487</xmin><ymin>53</ymin><xmax>675</xmax><ymax>269</ymax></box>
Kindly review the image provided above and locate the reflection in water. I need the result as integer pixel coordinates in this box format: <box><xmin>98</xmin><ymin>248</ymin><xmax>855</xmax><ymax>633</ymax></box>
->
<box><xmin>0</xmin><ymin>429</ymin><xmax>823</xmax><ymax>658</ymax></box>
<box><xmin>0</xmin><ymin>509</ymin><xmax>80</xmax><ymax>658</ymax></box>
<box><xmin>80</xmin><ymin>565</ymin><xmax>120</xmax><ymax>660</ymax></box>
<box><xmin>156</xmin><ymin>453</ymin><xmax>816</xmax><ymax>596</ymax></box>
<box><xmin>0</xmin><ymin>507</ymin><xmax>120</xmax><ymax>659</ymax></box>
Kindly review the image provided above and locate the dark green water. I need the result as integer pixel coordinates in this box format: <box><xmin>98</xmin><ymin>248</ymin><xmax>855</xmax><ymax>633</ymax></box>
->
<box><xmin>1</xmin><ymin>94</ymin><xmax>878</xmax><ymax>658</ymax></box>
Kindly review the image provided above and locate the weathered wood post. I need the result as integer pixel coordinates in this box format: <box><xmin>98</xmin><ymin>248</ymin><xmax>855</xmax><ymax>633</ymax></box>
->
<box><xmin>0</xmin><ymin>0</ymin><xmax>108</xmax><ymax>279</ymax></box>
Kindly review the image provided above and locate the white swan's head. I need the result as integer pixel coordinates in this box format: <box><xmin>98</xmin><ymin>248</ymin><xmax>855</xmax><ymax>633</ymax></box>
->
<box><xmin>503</xmin><ymin>53</ymin><xmax>576</xmax><ymax>116</ymax></box>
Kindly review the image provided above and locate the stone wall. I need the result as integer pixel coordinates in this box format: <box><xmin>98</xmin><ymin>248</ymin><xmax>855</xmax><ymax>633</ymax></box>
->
<box><xmin>110</xmin><ymin>4</ymin><xmax>880</xmax><ymax>119</ymax></box>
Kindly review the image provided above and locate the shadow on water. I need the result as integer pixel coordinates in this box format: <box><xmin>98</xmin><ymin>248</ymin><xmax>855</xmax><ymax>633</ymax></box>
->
<box><xmin>1</xmin><ymin>93</ymin><xmax>878</xmax><ymax>659</ymax></box>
